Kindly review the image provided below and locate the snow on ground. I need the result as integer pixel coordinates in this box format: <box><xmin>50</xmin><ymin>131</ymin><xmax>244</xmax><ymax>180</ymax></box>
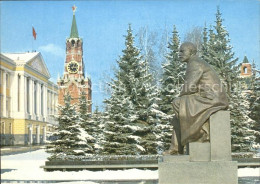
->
<box><xmin>1</xmin><ymin>149</ymin><xmax>157</xmax><ymax>181</ymax></box>
<box><xmin>238</xmin><ymin>168</ymin><xmax>260</xmax><ymax>177</ymax></box>
<box><xmin>1</xmin><ymin>149</ymin><xmax>259</xmax><ymax>181</ymax></box>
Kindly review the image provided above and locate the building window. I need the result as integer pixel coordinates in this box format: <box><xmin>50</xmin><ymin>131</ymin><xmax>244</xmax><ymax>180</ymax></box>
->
<box><xmin>41</xmin><ymin>85</ymin><xmax>43</xmax><ymax>115</ymax></box>
<box><xmin>27</xmin><ymin>78</ymin><xmax>30</xmax><ymax>113</ymax></box>
<box><xmin>34</xmin><ymin>82</ymin><xmax>37</xmax><ymax>114</ymax></box>
<box><xmin>243</xmin><ymin>67</ymin><xmax>248</xmax><ymax>74</ymax></box>
<box><xmin>18</xmin><ymin>74</ymin><xmax>21</xmax><ymax>111</ymax></box>
<box><xmin>71</xmin><ymin>40</ymin><xmax>75</xmax><ymax>47</ymax></box>
<box><xmin>1</xmin><ymin>122</ymin><xmax>5</xmax><ymax>134</ymax></box>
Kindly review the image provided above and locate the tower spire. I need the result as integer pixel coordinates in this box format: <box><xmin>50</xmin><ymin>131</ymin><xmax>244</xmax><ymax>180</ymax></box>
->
<box><xmin>70</xmin><ymin>5</ymin><xmax>79</xmax><ymax>38</ymax></box>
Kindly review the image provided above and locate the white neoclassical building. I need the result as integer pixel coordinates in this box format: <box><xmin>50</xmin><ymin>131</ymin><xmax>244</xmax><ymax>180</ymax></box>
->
<box><xmin>0</xmin><ymin>52</ymin><xmax>58</xmax><ymax>145</ymax></box>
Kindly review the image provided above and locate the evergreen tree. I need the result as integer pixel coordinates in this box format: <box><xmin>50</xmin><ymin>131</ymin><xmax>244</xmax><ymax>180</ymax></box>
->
<box><xmin>78</xmin><ymin>91</ymin><xmax>95</xmax><ymax>154</ymax></box>
<box><xmin>161</xmin><ymin>25</ymin><xmax>185</xmax><ymax>114</ymax></box>
<box><xmin>103</xmin><ymin>81</ymin><xmax>139</xmax><ymax>155</ymax></box>
<box><xmin>135</xmin><ymin>59</ymin><xmax>165</xmax><ymax>154</ymax></box>
<box><xmin>103</xmin><ymin>24</ymin><xmax>163</xmax><ymax>155</ymax></box>
<box><xmin>248</xmin><ymin>62</ymin><xmax>260</xmax><ymax>147</ymax></box>
<box><xmin>78</xmin><ymin>91</ymin><xmax>91</xmax><ymax>123</ymax></box>
<box><xmin>159</xmin><ymin>25</ymin><xmax>185</xmax><ymax>151</ymax></box>
<box><xmin>229</xmin><ymin>88</ymin><xmax>255</xmax><ymax>152</ymax></box>
<box><xmin>47</xmin><ymin>93</ymin><xmax>93</xmax><ymax>160</ymax></box>
<box><xmin>201</xmin><ymin>25</ymin><xmax>209</xmax><ymax>61</ymax></box>
<box><xmin>138</xmin><ymin>27</ymin><xmax>161</xmax><ymax>85</ymax></box>
<box><xmin>201</xmin><ymin>7</ymin><xmax>255</xmax><ymax>152</ymax></box>
<box><xmin>201</xmin><ymin>8</ymin><xmax>239</xmax><ymax>94</ymax></box>
<box><xmin>90</xmin><ymin>106</ymin><xmax>105</xmax><ymax>154</ymax></box>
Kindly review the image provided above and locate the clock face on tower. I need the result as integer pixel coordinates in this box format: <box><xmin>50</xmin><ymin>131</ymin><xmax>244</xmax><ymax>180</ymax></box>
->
<box><xmin>67</xmin><ymin>61</ymin><xmax>79</xmax><ymax>73</ymax></box>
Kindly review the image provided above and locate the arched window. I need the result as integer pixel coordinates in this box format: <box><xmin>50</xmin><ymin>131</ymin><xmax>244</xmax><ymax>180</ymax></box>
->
<box><xmin>243</xmin><ymin>67</ymin><xmax>248</xmax><ymax>74</ymax></box>
<box><xmin>71</xmin><ymin>40</ymin><xmax>75</xmax><ymax>47</ymax></box>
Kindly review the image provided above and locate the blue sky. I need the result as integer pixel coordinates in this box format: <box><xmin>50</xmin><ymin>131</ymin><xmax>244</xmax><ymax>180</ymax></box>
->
<box><xmin>1</xmin><ymin>0</ymin><xmax>259</xmax><ymax>110</ymax></box>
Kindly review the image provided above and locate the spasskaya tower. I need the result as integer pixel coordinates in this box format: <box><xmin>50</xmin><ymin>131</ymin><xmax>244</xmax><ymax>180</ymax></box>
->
<box><xmin>57</xmin><ymin>5</ymin><xmax>92</xmax><ymax>112</ymax></box>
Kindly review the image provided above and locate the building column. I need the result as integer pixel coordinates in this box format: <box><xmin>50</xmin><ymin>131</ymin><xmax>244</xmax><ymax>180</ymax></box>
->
<box><xmin>52</xmin><ymin>92</ymin><xmax>55</xmax><ymax>115</ymax></box>
<box><xmin>24</xmin><ymin>76</ymin><xmax>27</xmax><ymax>115</ymax></box>
<box><xmin>29</xmin><ymin>79</ymin><xmax>34</xmax><ymax>119</ymax></box>
<box><xmin>9</xmin><ymin>73</ymin><xmax>14</xmax><ymax>118</ymax></box>
<box><xmin>37</xmin><ymin>82</ymin><xmax>41</xmax><ymax>119</ymax></box>
<box><xmin>54</xmin><ymin>93</ymin><xmax>57</xmax><ymax>116</ymax></box>
<box><xmin>49</xmin><ymin>91</ymin><xmax>52</xmax><ymax>115</ymax></box>
<box><xmin>20</xmin><ymin>74</ymin><xmax>25</xmax><ymax>113</ymax></box>
<box><xmin>2</xmin><ymin>70</ymin><xmax>7</xmax><ymax>117</ymax></box>
<box><xmin>44</xmin><ymin>85</ymin><xmax>48</xmax><ymax>120</ymax></box>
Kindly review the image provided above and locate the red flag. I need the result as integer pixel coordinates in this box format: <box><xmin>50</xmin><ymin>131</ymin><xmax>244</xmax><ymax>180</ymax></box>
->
<box><xmin>32</xmin><ymin>27</ymin><xmax>37</xmax><ymax>40</ymax></box>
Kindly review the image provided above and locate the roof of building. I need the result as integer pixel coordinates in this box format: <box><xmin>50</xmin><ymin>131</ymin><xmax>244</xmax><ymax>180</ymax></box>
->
<box><xmin>70</xmin><ymin>14</ymin><xmax>79</xmax><ymax>38</ymax></box>
<box><xmin>2</xmin><ymin>52</ymin><xmax>39</xmax><ymax>63</ymax></box>
<box><xmin>2</xmin><ymin>51</ymin><xmax>51</xmax><ymax>80</ymax></box>
<box><xmin>242</xmin><ymin>56</ymin><xmax>250</xmax><ymax>63</ymax></box>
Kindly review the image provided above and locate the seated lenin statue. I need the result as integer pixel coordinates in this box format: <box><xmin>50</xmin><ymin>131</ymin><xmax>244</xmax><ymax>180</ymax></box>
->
<box><xmin>164</xmin><ymin>42</ymin><xmax>229</xmax><ymax>155</ymax></box>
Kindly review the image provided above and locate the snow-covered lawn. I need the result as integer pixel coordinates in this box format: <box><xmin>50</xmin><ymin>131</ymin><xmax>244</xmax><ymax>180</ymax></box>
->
<box><xmin>1</xmin><ymin>149</ymin><xmax>157</xmax><ymax>181</ymax></box>
<box><xmin>1</xmin><ymin>148</ymin><xmax>259</xmax><ymax>181</ymax></box>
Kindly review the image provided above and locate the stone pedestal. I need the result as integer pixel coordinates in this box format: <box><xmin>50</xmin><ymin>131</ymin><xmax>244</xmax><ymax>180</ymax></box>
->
<box><xmin>159</xmin><ymin>160</ymin><xmax>237</xmax><ymax>184</ymax></box>
<box><xmin>159</xmin><ymin>111</ymin><xmax>238</xmax><ymax>184</ymax></box>
<box><xmin>210</xmin><ymin>111</ymin><xmax>232</xmax><ymax>161</ymax></box>
<box><xmin>189</xmin><ymin>142</ymin><xmax>210</xmax><ymax>162</ymax></box>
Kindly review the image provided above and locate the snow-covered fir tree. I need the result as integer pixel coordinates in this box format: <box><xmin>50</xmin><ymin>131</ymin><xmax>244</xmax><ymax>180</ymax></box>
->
<box><xmin>201</xmin><ymin>7</ymin><xmax>255</xmax><ymax>152</ymax></box>
<box><xmin>160</xmin><ymin>25</ymin><xmax>185</xmax><ymax>115</ymax></box>
<box><xmin>78</xmin><ymin>91</ymin><xmax>95</xmax><ymax>154</ymax></box>
<box><xmin>248</xmin><ymin>61</ymin><xmax>260</xmax><ymax>147</ymax></box>
<box><xmin>103</xmin><ymin>82</ymin><xmax>139</xmax><ymax>155</ymax></box>
<box><xmin>159</xmin><ymin>25</ymin><xmax>185</xmax><ymax>151</ymax></box>
<box><xmin>229</xmin><ymin>87</ymin><xmax>256</xmax><ymax>152</ymax></box>
<box><xmin>78</xmin><ymin>91</ymin><xmax>91</xmax><ymax>123</ymax></box>
<box><xmin>103</xmin><ymin>24</ymin><xmax>164</xmax><ymax>155</ymax></box>
<box><xmin>201</xmin><ymin>8</ymin><xmax>239</xmax><ymax>94</ymax></box>
<box><xmin>47</xmin><ymin>93</ymin><xmax>93</xmax><ymax>160</ymax></box>
<box><xmin>89</xmin><ymin>106</ymin><xmax>105</xmax><ymax>154</ymax></box>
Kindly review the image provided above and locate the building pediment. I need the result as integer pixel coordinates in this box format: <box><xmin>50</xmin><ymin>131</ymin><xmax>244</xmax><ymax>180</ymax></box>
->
<box><xmin>2</xmin><ymin>52</ymin><xmax>51</xmax><ymax>79</ymax></box>
<box><xmin>27</xmin><ymin>54</ymin><xmax>50</xmax><ymax>78</ymax></box>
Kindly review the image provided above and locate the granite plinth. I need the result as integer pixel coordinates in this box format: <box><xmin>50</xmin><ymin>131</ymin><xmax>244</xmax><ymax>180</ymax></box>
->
<box><xmin>159</xmin><ymin>160</ymin><xmax>238</xmax><ymax>184</ymax></box>
<box><xmin>189</xmin><ymin>142</ymin><xmax>210</xmax><ymax>162</ymax></box>
<box><xmin>210</xmin><ymin>111</ymin><xmax>232</xmax><ymax>161</ymax></box>
<box><xmin>159</xmin><ymin>111</ymin><xmax>237</xmax><ymax>184</ymax></box>
<box><xmin>162</xmin><ymin>155</ymin><xmax>189</xmax><ymax>162</ymax></box>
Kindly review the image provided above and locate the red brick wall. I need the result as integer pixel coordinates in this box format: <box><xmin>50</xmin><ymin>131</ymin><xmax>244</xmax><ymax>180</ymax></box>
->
<box><xmin>241</xmin><ymin>63</ymin><xmax>252</xmax><ymax>77</ymax></box>
<box><xmin>58</xmin><ymin>38</ymin><xmax>92</xmax><ymax>112</ymax></box>
<box><xmin>58</xmin><ymin>80</ymin><xmax>92</xmax><ymax>112</ymax></box>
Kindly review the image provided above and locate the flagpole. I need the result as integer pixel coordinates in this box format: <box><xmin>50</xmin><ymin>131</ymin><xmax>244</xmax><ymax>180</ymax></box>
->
<box><xmin>32</xmin><ymin>25</ymin><xmax>34</xmax><ymax>52</ymax></box>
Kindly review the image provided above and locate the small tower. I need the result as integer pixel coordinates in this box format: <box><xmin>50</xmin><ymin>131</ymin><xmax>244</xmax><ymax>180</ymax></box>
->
<box><xmin>240</xmin><ymin>56</ymin><xmax>252</xmax><ymax>77</ymax></box>
<box><xmin>57</xmin><ymin>5</ymin><xmax>92</xmax><ymax>112</ymax></box>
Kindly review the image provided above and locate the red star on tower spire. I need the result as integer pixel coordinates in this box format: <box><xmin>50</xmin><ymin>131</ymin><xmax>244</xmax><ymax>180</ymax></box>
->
<box><xmin>72</xmin><ymin>5</ymin><xmax>77</xmax><ymax>14</ymax></box>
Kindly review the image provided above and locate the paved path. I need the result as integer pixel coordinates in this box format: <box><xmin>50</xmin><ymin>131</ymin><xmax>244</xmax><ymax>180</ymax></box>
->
<box><xmin>1</xmin><ymin>145</ymin><xmax>46</xmax><ymax>156</ymax></box>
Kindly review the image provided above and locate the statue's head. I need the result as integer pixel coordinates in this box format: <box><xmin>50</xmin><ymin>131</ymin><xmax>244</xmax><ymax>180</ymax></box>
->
<box><xmin>179</xmin><ymin>42</ymin><xmax>197</xmax><ymax>63</ymax></box>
